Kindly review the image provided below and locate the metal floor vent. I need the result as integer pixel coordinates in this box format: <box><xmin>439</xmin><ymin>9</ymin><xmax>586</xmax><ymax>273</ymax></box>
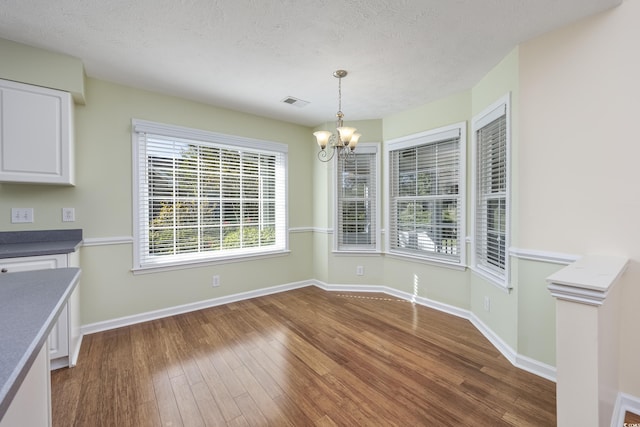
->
<box><xmin>281</xmin><ymin>96</ymin><xmax>310</xmax><ymax>108</ymax></box>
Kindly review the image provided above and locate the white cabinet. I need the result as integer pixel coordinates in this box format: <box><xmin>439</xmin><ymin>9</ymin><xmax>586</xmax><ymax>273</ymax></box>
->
<box><xmin>0</xmin><ymin>344</ymin><xmax>51</xmax><ymax>427</ymax></box>
<box><xmin>0</xmin><ymin>78</ymin><xmax>74</xmax><ymax>185</ymax></box>
<box><xmin>0</xmin><ymin>253</ymin><xmax>80</xmax><ymax>369</ymax></box>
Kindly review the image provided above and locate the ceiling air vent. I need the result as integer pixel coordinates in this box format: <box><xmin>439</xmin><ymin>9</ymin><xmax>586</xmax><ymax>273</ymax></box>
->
<box><xmin>281</xmin><ymin>96</ymin><xmax>310</xmax><ymax>108</ymax></box>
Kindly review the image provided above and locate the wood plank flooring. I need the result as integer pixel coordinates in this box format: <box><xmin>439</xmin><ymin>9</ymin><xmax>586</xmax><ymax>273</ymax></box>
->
<box><xmin>626</xmin><ymin>411</ymin><xmax>640</xmax><ymax>424</ymax></box>
<box><xmin>51</xmin><ymin>286</ymin><xmax>556</xmax><ymax>426</ymax></box>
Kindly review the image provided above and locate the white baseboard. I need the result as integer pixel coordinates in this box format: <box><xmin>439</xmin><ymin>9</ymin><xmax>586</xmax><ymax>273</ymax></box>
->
<box><xmin>315</xmin><ymin>280</ymin><xmax>556</xmax><ymax>382</ymax></box>
<box><xmin>611</xmin><ymin>392</ymin><xmax>640</xmax><ymax>427</ymax></box>
<box><xmin>468</xmin><ymin>313</ymin><xmax>557</xmax><ymax>382</ymax></box>
<box><xmin>50</xmin><ymin>358</ymin><xmax>69</xmax><ymax>371</ymax></box>
<box><xmin>51</xmin><ymin>334</ymin><xmax>84</xmax><ymax>370</ymax></box>
<box><xmin>313</xmin><ymin>280</ymin><xmax>470</xmax><ymax>319</ymax></box>
<box><xmin>514</xmin><ymin>353</ymin><xmax>557</xmax><ymax>383</ymax></box>
<box><xmin>468</xmin><ymin>314</ymin><xmax>517</xmax><ymax>365</ymax></box>
<box><xmin>80</xmin><ymin>280</ymin><xmax>312</xmax><ymax>335</ymax></box>
<box><xmin>80</xmin><ymin>278</ymin><xmax>556</xmax><ymax>382</ymax></box>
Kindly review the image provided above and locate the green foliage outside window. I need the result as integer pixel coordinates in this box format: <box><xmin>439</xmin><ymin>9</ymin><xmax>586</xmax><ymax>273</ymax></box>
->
<box><xmin>147</xmin><ymin>143</ymin><xmax>277</xmax><ymax>256</ymax></box>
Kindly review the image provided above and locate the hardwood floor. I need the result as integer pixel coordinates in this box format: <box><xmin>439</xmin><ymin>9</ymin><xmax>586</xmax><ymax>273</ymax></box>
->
<box><xmin>626</xmin><ymin>411</ymin><xmax>640</xmax><ymax>424</ymax></box>
<box><xmin>51</xmin><ymin>286</ymin><xmax>556</xmax><ymax>426</ymax></box>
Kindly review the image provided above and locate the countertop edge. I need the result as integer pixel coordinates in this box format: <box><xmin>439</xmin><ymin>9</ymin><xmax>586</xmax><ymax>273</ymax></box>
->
<box><xmin>0</xmin><ymin>240</ymin><xmax>83</xmax><ymax>259</ymax></box>
<box><xmin>0</xmin><ymin>268</ymin><xmax>81</xmax><ymax>421</ymax></box>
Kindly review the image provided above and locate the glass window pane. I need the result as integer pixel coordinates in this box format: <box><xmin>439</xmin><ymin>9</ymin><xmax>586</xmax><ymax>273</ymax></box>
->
<box><xmin>389</xmin><ymin>130</ymin><xmax>462</xmax><ymax>261</ymax></box>
<box><xmin>336</xmin><ymin>149</ymin><xmax>377</xmax><ymax>250</ymax></box>
<box><xmin>137</xmin><ymin>125</ymin><xmax>286</xmax><ymax>266</ymax></box>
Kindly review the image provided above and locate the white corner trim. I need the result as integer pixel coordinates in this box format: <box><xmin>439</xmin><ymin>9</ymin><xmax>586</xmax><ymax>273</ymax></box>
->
<box><xmin>80</xmin><ymin>280</ymin><xmax>312</xmax><ymax>335</ymax></box>
<box><xmin>82</xmin><ymin>236</ymin><xmax>134</xmax><ymax>246</ymax></box>
<box><xmin>69</xmin><ymin>335</ymin><xmax>83</xmax><ymax>367</ymax></box>
<box><xmin>546</xmin><ymin>255</ymin><xmax>629</xmax><ymax>306</ymax></box>
<box><xmin>611</xmin><ymin>392</ymin><xmax>640</xmax><ymax>427</ymax></box>
<box><xmin>546</xmin><ymin>283</ymin><xmax>609</xmax><ymax>306</ymax></box>
<box><xmin>509</xmin><ymin>247</ymin><xmax>580</xmax><ymax>265</ymax></box>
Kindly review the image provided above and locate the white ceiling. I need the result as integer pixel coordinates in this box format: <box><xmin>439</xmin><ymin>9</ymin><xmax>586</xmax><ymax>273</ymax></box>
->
<box><xmin>0</xmin><ymin>0</ymin><xmax>622</xmax><ymax>127</ymax></box>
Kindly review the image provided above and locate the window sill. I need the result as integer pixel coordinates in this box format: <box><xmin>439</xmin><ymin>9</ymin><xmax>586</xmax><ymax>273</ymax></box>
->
<box><xmin>385</xmin><ymin>251</ymin><xmax>467</xmax><ymax>271</ymax></box>
<box><xmin>132</xmin><ymin>249</ymin><xmax>291</xmax><ymax>274</ymax></box>
<box><xmin>332</xmin><ymin>250</ymin><xmax>383</xmax><ymax>256</ymax></box>
<box><xmin>470</xmin><ymin>265</ymin><xmax>511</xmax><ymax>293</ymax></box>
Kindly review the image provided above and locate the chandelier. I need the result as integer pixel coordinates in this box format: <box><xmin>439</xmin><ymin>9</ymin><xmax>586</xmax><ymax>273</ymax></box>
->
<box><xmin>313</xmin><ymin>70</ymin><xmax>361</xmax><ymax>162</ymax></box>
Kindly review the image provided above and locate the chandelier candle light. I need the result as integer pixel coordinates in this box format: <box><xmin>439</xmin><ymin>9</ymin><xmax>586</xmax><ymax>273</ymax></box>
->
<box><xmin>313</xmin><ymin>70</ymin><xmax>361</xmax><ymax>162</ymax></box>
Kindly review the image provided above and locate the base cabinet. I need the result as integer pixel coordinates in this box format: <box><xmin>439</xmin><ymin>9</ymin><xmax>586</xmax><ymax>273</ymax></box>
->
<box><xmin>0</xmin><ymin>344</ymin><xmax>51</xmax><ymax>427</ymax></box>
<box><xmin>0</xmin><ymin>253</ymin><xmax>80</xmax><ymax>369</ymax></box>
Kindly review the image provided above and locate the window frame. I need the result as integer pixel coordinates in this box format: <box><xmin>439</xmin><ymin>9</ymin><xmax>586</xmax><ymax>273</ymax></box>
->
<box><xmin>471</xmin><ymin>94</ymin><xmax>511</xmax><ymax>289</ymax></box>
<box><xmin>384</xmin><ymin>122</ymin><xmax>466</xmax><ymax>267</ymax></box>
<box><xmin>132</xmin><ymin>119</ymin><xmax>288</xmax><ymax>272</ymax></box>
<box><xmin>333</xmin><ymin>142</ymin><xmax>381</xmax><ymax>253</ymax></box>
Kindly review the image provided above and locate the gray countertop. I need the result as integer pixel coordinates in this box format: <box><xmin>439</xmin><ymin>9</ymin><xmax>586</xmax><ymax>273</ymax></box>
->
<box><xmin>0</xmin><ymin>229</ymin><xmax>82</xmax><ymax>259</ymax></box>
<box><xmin>0</xmin><ymin>268</ymin><xmax>81</xmax><ymax>421</ymax></box>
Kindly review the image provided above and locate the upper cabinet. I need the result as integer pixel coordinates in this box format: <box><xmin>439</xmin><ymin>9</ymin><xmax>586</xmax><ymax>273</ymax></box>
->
<box><xmin>0</xmin><ymin>78</ymin><xmax>74</xmax><ymax>185</ymax></box>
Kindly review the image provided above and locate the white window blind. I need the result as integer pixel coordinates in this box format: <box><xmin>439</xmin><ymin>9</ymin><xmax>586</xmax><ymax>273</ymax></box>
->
<box><xmin>132</xmin><ymin>120</ymin><xmax>287</xmax><ymax>270</ymax></box>
<box><xmin>388</xmin><ymin>125</ymin><xmax>465</xmax><ymax>264</ymax></box>
<box><xmin>472</xmin><ymin>95</ymin><xmax>509</xmax><ymax>286</ymax></box>
<box><xmin>336</xmin><ymin>144</ymin><xmax>378</xmax><ymax>251</ymax></box>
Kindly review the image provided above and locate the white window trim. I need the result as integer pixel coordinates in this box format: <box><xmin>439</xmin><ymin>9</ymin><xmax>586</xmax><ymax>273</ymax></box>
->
<box><xmin>384</xmin><ymin>122</ymin><xmax>467</xmax><ymax>266</ymax></box>
<box><xmin>333</xmin><ymin>142</ymin><xmax>381</xmax><ymax>253</ymax></box>
<box><xmin>471</xmin><ymin>94</ymin><xmax>511</xmax><ymax>290</ymax></box>
<box><xmin>131</xmin><ymin>119</ymin><xmax>289</xmax><ymax>272</ymax></box>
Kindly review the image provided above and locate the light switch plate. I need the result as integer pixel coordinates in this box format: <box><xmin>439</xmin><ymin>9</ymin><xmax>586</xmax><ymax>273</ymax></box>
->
<box><xmin>11</xmin><ymin>208</ymin><xmax>34</xmax><ymax>223</ymax></box>
<box><xmin>62</xmin><ymin>207</ymin><xmax>75</xmax><ymax>222</ymax></box>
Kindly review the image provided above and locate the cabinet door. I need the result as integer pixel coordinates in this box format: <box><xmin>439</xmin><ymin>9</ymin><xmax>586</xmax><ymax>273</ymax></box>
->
<box><xmin>0</xmin><ymin>78</ymin><xmax>74</xmax><ymax>185</ymax></box>
<box><xmin>0</xmin><ymin>254</ymin><xmax>69</xmax><ymax>362</ymax></box>
<box><xmin>0</xmin><ymin>254</ymin><xmax>64</xmax><ymax>272</ymax></box>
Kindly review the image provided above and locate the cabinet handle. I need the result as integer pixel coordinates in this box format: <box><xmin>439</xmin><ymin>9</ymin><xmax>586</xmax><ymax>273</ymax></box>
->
<box><xmin>1</xmin><ymin>268</ymin><xmax>7</xmax><ymax>273</ymax></box>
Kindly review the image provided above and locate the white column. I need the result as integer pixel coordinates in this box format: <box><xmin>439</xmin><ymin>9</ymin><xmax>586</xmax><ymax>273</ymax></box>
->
<box><xmin>547</xmin><ymin>255</ymin><xmax>628</xmax><ymax>427</ymax></box>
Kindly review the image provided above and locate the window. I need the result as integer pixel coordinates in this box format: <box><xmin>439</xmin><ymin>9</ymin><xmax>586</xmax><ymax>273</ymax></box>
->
<box><xmin>386</xmin><ymin>123</ymin><xmax>466</xmax><ymax>265</ymax></box>
<box><xmin>472</xmin><ymin>94</ymin><xmax>510</xmax><ymax>287</ymax></box>
<box><xmin>335</xmin><ymin>143</ymin><xmax>380</xmax><ymax>252</ymax></box>
<box><xmin>132</xmin><ymin>120</ymin><xmax>287</xmax><ymax>271</ymax></box>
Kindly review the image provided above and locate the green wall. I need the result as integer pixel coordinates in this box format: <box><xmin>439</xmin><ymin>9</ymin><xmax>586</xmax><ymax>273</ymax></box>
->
<box><xmin>0</xmin><ymin>48</ymin><xmax>316</xmax><ymax>325</ymax></box>
<box><xmin>380</xmin><ymin>91</ymin><xmax>472</xmax><ymax>308</ymax></box>
<box><xmin>0</xmin><ymin>38</ymin><xmax>85</xmax><ymax>103</ymax></box>
<box><xmin>468</xmin><ymin>48</ymin><xmax>520</xmax><ymax>353</ymax></box>
<box><xmin>1</xmin><ymin>38</ymin><xmax>560</xmax><ymax>369</ymax></box>
<box><xmin>75</xmin><ymin>78</ymin><xmax>315</xmax><ymax>324</ymax></box>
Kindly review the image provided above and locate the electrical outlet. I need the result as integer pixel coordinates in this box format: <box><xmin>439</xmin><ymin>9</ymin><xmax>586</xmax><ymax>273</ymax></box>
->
<box><xmin>11</xmin><ymin>208</ymin><xmax>34</xmax><ymax>223</ymax></box>
<box><xmin>62</xmin><ymin>207</ymin><xmax>75</xmax><ymax>222</ymax></box>
<box><xmin>356</xmin><ymin>265</ymin><xmax>364</xmax><ymax>276</ymax></box>
<box><xmin>212</xmin><ymin>275</ymin><xmax>220</xmax><ymax>287</ymax></box>
<box><xmin>484</xmin><ymin>296</ymin><xmax>491</xmax><ymax>312</ymax></box>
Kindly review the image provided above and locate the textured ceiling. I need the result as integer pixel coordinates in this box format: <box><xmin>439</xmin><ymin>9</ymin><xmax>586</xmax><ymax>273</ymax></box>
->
<box><xmin>0</xmin><ymin>0</ymin><xmax>622</xmax><ymax>127</ymax></box>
